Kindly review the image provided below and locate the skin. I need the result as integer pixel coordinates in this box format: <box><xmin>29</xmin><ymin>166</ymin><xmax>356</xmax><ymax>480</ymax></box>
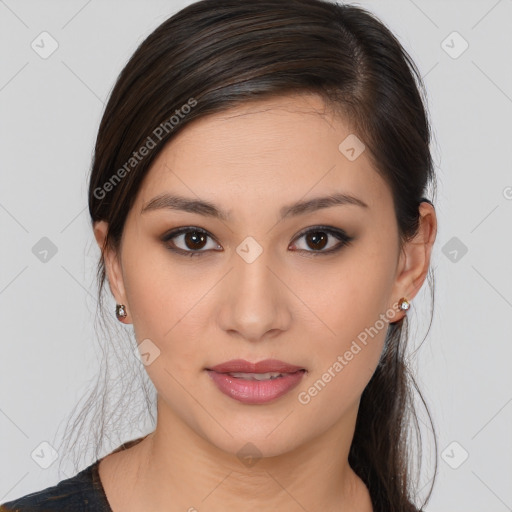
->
<box><xmin>93</xmin><ymin>93</ymin><xmax>437</xmax><ymax>512</ymax></box>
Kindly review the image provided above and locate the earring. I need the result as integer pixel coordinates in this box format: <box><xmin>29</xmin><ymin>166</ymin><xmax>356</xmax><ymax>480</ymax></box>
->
<box><xmin>115</xmin><ymin>303</ymin><xmax>128</xmax><ymax>321</ymax></box>
<box><xmin>397</xmin><ymin>297</ymin><xmax>410</xmax><ymax>312</ymax></box>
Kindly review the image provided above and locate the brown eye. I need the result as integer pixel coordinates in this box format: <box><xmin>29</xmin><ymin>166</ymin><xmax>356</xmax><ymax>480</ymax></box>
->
<box><xmin>304</xmin><ymin>231</ymin><xmax>328</xmax><ymax>251</ymax></box>
<box><xmin>162</xmin><ymin>225</ymin><xmax>352</xmax><ymax>258</ymax></box>
<box><xmin>289</xmin><ymin>226</ymin><xmax>353</xmax><ymax>255</ymax></box>
<box><xmin>183</xmin><ymin>231</ymin><xmax>208</xmax><ymax>250</ymax></box>
<box><xmin>162</xmin><ymin>227</ymin><xmax>221</xmax><ymax>256</ymax></box>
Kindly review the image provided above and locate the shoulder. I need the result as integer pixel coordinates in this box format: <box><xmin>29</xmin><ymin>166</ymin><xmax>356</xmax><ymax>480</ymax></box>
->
<box><xmin>0</xmin><ymin>461</ymin><xmax>111</xmax><ymax>512</ymax></box>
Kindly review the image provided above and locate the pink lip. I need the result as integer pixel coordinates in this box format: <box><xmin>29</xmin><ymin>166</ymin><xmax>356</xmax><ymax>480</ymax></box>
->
<box><xmin>205</xmin><ymin>359</ymin><xmax>306</xmax><ymax>404</ymax></box>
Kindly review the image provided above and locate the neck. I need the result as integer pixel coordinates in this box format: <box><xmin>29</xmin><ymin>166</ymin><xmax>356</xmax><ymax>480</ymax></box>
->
<box><xmin>100</xmin><ymin>397</ymin><xmax>373</xmax><ymax>512</ymax></box>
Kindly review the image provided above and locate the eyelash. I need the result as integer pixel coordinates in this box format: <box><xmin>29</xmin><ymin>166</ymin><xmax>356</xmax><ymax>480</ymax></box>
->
<box><xmin>161</xmin><ymin>225</ymin><xmax>354</xmax><ymax>258</ymax></box>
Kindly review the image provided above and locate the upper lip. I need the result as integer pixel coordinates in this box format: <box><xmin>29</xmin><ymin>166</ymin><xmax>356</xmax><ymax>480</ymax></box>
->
<box><xmin>206</xmin><ymin>359</ymin><xmax>305</xmax><ymax>374</ymax></box>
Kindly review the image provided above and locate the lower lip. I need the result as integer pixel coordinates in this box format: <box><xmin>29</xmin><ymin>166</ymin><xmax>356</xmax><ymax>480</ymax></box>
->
<box><xmin>206</xmin><ymin>370</ymin><xmax>306</xmax><ymax>404</ymax></box>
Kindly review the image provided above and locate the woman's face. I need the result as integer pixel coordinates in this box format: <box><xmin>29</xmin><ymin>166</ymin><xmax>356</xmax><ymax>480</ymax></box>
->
<box><xmin>98</xmin><ymin>93</ymin><xmax>421</xmax><ymax>458</ymax></box>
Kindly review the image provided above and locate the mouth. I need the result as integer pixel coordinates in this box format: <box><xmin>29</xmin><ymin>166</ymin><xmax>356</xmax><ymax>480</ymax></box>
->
<box><xmin>206</xmin><ymin>358</ymin><xmax>306</xmax><ymax>374</ymax></box>
<box><xmin>204</xmin><ymin>359</ymin><xmax>307</xmax><ymax>404</ymax></box>
<box><xmin>219</xmin><ymin>371</ymin><xmax>303</xmax><ymax>381</ymax></box>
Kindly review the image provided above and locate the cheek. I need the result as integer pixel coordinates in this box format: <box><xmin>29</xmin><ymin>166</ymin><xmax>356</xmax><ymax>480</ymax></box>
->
<box><xmin>119</xmin><ymin>246</ymin><xmax>221</xmax><ymax>438</ymax></box>
<box><xmin>121</xmin><ymin>241</ymin><xmax>183</xmax><ymax>340</ymax></box>
<box><xmin>295</xmin><ymin>238</ymin><xmax>397</xmax><ymax>409</ymax></box>
<box><xmin>296</xmin><ymin>289</ymin><xmax>390</xmax><ymax>422</ymax></box>
<box><xmin>121</xmin><ymin>242</ymin><xmax>214</xmax><ymax>374</ymax></box>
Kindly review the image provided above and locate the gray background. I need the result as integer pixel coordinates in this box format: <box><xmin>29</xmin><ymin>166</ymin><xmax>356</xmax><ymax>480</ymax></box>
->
<box><xmin>1</xmin><ymin>1</ymin><xmax>511</xmax><ymax>510</ymax></box>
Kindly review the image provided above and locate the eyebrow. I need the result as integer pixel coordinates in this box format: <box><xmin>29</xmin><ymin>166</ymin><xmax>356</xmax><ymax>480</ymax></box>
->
<box><xmin>140</xmin><ymin>192</ymin><xmax>368</xmax><ymax>221</ymax></box>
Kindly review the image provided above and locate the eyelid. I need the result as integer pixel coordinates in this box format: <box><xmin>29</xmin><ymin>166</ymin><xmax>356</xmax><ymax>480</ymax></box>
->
<box><xmin>289</xmin><ymin>225</ymin><xmax>353</xmax><ymax>253</ymax></box>
<box><xmin>161</xmin><ymin>225</ymin><xmax>353</xmax><ymax>256</ymax></box>
<box><xmin>161</xmin><ymin>226</ymin><xmax>221</xmax><ymax>256</ymax></box>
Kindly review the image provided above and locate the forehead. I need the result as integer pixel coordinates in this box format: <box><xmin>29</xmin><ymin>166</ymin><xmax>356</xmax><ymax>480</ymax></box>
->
<box><xmin>135</xmin><ymin>93</ymin><xmax>391</xmax><ymax>214</ymax></box>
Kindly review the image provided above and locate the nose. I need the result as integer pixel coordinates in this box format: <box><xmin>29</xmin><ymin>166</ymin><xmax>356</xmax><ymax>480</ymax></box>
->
<box><xmin>217</xmin><ymin>246</ymin><xmax>292</xmax><ymax>343</ymax></box>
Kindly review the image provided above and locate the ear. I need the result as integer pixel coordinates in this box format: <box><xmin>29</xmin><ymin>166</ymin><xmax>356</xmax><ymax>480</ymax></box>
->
<box><xmin>93</xmin><ymin>220</ymin><xmax>131</xmax><ymax>323</ymax></box>
<box><xmin>390</xmin><ymin>201</ymin><xmax>437</xmax><ymax>320</ymax></box>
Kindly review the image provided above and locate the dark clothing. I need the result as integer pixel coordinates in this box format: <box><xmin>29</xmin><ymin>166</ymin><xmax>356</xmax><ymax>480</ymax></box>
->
<box><xmin>0</xmin><ymin>460</ymin><xmax>111</xmax><ymax>512</ymax></box>
<box><xmin>0</xmin><ymin>437</ymin><xmax>146</xmax><ymax>512</ymax></box>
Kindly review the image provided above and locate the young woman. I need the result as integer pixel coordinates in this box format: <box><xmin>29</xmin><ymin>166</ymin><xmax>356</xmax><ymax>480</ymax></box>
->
<box><xmin>1</xmin><ymin>0</ymin><xmax>438</xmax><ymax>510</ymax></box>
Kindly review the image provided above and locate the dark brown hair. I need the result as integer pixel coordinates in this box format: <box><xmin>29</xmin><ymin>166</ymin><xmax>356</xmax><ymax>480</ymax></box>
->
<box><xmin>60</xmin><ymin>1</ymin><xmax>438</xmax><ymax>510</ymax></box>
